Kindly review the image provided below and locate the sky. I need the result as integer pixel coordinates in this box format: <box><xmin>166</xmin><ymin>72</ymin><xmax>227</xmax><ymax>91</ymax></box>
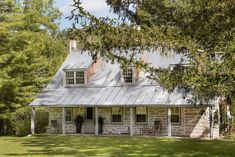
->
<box><xmin>55</xmin><ymin>0</ymin><xmax>117</xmax><ymax>29</ymax></box>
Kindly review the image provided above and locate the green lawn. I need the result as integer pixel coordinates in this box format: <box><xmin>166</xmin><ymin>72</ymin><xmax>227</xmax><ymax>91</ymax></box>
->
<box><xmin>0</xmin><ymin>135</ymin><xmax>234</xmax><ymax>157</ymax></box>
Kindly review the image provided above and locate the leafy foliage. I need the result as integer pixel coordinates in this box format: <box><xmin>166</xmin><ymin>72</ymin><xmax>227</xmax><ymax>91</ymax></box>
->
<box><xmin>69</xmin><ymin>0</ymin><xmax>235</xmax><ymax>105</ymax></box>
<box><xmin>9</xmin><ymin>107</ymin><xmax>49</xmax><ymax>136</ymax></box>
<box><xmin>0</xmin><ymin>0</ymin><xmax>67</xmax><ymax>135</ymax></box>
<box><xmin>35</xmin><ymin>108</ymin><xmax>49</xmax><ymax>134</ymax></box>
<box><xmin>10</xmin><ymin>107</ymin><xmax>31</xmax><ymax>136</ymax></box>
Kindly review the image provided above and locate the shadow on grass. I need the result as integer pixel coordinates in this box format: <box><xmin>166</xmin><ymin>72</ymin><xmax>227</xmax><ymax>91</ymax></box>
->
<box><xmin>3</xmin><ymin>135</ymin><xmax>235</xmax><ymax>157</ymax></box>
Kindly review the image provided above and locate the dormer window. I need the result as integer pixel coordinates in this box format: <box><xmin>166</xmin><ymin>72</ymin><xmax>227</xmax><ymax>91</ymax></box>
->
<box><xmin>65</xmin><ymin>71</ymin><xmax>75</xmax><ymax>84</ymax></box>
<box><xmin>75</xmin><ymin>71</ymin><xmax>85</xmax><ymax>84</ymax></box>
<box><xmin>64</xmin><ymin>70</ymin><xmax>86</xmax><ymax>85</ymax></box>
<box><xmin>123</xmin><ymin>67</ymin><xmax>135</xmax><ymax>83</ymax></box>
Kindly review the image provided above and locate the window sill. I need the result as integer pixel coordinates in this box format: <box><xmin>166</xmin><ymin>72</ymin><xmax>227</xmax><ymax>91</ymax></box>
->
<box><xmin>135</xmin><ymin>122</ymin><xmax>147</xmax><ymax>125</ymax></box>
<box><xmin>64</xmin><ymin>84</ymin><xmax>87</xmax><ymax>87</ymax></box>
<box><xmin>171</xmin><ymin>122</ymin><xmax>181</xmax><ymax>126</ymax></box>
<box><xmin>65</xmin><ymin>121</ymin><xmax>73</xmax><ymax>124</ymax></box>
<box><xmin>122</xmin><ymin>82</ymin><xmax>136</xmax><ymax>85</ymax></box>
<box><xmin>111</xmin><ymin>122</ymin><xmax>123</xmax><ymax>125</ymax></box>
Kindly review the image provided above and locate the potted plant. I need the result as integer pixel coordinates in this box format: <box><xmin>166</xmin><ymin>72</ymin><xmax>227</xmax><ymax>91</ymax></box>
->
<box><xmin>74</xmin><ymin>115</ymin><xmax>84</xmax><ymax>133</ymax></box>
<box><xmin>98</xmin><ymin>116</ymin><xmax>104</xmax><ymax>134</ymax></box>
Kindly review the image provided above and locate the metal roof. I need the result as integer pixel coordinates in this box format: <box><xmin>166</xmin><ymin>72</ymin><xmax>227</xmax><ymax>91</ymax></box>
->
<box><xmin>30</xmin><ymin>86</ymin><xmax>200</xmax><ymax>106</ymax></box>
<box><xmin>30</xmin><ymin>49</ymin><xmax>214</xmax><ymax>107</ymax></box>
<box><xmin>63</xmin><ymin>52</ymin><xmax>93</xmax><ymax>70</ymax></box>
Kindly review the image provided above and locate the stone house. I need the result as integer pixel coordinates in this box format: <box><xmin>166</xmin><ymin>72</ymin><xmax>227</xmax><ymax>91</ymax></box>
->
<box><xmin>29</xmin><ymin>41</ymin><xmax>220</xmax><ymax>138</ymax></box>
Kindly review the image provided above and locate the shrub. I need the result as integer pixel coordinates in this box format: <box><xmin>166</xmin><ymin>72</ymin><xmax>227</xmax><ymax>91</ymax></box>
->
<box><xmin>10</xmin><ymin>107</ymin><xmax>49</xmax><ymax>136</ymax></box>
<box><xmin>10</xmin><ymin>107</ymin><xmax>31</xmax><ymax>136</ymax></box>
<box><xmin>0</xmin><ymin>114</ymin><xmax>14</xmax><ymax>136</ymax></box>
<box><xmin>35</xmin><ymin>108</ymin><xmax>49</xmax><ymax>133</ymax></box>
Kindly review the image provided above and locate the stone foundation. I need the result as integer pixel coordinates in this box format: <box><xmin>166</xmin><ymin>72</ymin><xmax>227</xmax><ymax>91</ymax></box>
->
<box><xmin>47</xmin><ymin>106</ymin><xmax>219</xmax><ymax>138</ymax></box>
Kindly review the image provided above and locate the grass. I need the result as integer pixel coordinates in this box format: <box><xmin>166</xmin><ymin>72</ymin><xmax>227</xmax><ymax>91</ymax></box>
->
<box><xmin>0</xmin><ymin>135</ymin><xmax>234</xmax><ymax>157</ymax></box>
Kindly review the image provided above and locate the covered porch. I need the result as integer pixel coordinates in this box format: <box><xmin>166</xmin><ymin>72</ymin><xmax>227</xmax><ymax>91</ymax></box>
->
<box><xmin>31</xmin><ymin>105</ymin><xmax>219</xmax><ymax>138</ymax></box>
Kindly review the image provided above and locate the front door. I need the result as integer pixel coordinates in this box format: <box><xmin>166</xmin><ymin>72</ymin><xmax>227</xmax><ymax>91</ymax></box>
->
<box><xmin>84</xmin><ymin>107</ymin><xmax>94</xmax><ymax>133</ymax></box>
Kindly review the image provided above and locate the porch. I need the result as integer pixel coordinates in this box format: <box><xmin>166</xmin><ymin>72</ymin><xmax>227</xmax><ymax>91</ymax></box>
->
<box><xmin>31</xmin><ymin>106</ymin><xmax>219</xmax><ymax>138</ymax></box>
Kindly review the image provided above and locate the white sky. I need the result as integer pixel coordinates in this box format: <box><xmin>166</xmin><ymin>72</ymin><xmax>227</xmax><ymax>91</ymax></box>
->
<box><xmin>55</xmin><ymin>0</ymin><xmax>116</xmax><ymax>29</ymax></box>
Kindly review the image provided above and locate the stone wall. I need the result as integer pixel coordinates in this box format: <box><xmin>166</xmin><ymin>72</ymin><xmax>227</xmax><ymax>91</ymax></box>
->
<box><xmin>184</xmin><ymin>106</ymin><xmax>219</xmax><ymax>138</ymax></box>
<box><xmin>184</xmin><ymin>107</ymin><xmax>210</xmax><ymax>137</ymax></box>
<box><xmin>48</xmin><ymin>107</ymin><xmax>62</xmax><ymax>133</ymax></box>
<box><xmin>48</xmin><ymin>106</ymin><xmax>219</xmax><ymax>138</ymax></box>
<box><xmin>48</xmin><ymin>107</ymin><xmax>84</xmax><ymax>134</ymax></box>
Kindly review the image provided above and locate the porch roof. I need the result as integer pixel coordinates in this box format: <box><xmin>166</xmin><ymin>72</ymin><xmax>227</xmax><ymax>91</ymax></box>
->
<box><xmin>30</xmin><ymin>85</ymin><xmax>214</xmax><ymax>107</ymax></box>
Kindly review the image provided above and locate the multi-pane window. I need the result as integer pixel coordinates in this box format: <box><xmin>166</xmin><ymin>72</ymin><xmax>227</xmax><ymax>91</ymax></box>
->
<box><xmin>65</xmin><ymin>108</ymin><xmax>72</xmax><ymax>122</ymax></box>
<box><xmin>76</xmin><ymin>71</ymin><xmax>85</xmax><ymax>84</ymax></box>
<box><xmin>171</xmin><ymin>107</ymin><xmax>181</xmax><ymax>124</ymax></box>
<box><xmin>136</xmin><ymin>107</ymin><xmax>147</xmax><ymax>123</ymax></box>
<box><xmin>65</xmin><ymin>71</ymin><xmax>85</xmax><ymax>85</ymax></box>
<box><xmin>123</xmin><ymin>68</ymin><xmax>134</xmax><ymax>83</ymax></box>
<box><xmin>111</xmin><ymin>107</ymin><xmax>122</xmax><ymax>123</ymax></box>
<box><xmin>65</xmin><ymin>71</ymin><xmax>75</xmax><ymax>84</ymax></box>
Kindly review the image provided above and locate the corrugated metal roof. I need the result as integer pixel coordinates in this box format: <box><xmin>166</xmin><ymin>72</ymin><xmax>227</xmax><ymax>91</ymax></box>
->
<box><xmin>30</xmin><ymin>49</ymin><xmax>214</xmax><ymax>107</ymax></box>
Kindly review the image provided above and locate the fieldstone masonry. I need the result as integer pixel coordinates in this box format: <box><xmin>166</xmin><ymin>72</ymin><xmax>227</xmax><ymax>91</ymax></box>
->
<box><xmin>48</xmin><ymin>107</ymin><xmax>62</xmax><ymax>133</ymax></box>
<box><xmin>48</xmin><ymin>106</ymin><xmax>219</xmax><ymax>138</ymax></box>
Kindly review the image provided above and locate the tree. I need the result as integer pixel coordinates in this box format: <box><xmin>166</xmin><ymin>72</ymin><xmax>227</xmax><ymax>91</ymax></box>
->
<box><xmin>69</xmin><ymin>0</ymin><xmax>235</xmax><ymax>106</ymax></box>
<box><xmin>0</xmin><ymin>0</ymin><xmax>67</xmax><ymax>134</ymax></box>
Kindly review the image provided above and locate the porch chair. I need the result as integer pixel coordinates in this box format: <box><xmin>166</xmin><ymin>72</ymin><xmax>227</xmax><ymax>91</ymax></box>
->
<box><xmin>51</xmin><ymin>120</ymin><xmax>60</xmax><ymax>133</ymax></box>
<box><xmin>140</xmin><ymin>125</ymin><xmax>148</xmax><ymax>134</ymax></box>
<box><xmin>153</xmin><ymin>119</ymin><xmax>161</xmax><ymax>135</ymax></box>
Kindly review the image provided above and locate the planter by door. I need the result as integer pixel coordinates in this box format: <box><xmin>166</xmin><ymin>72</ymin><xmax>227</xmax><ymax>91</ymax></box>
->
<box><xmin>98</xmin><ymin>116</ymin><xmax>104</xmax><ymax>134</ymax></box>
<box><xmin>74</xmin><ymin>115</ymin><xmax>84</xmax><ymax>133</ymax></box>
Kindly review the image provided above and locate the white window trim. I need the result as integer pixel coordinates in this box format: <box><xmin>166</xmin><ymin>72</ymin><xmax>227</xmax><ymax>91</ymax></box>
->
<box><xmin>135</xmin><ymin>107</ymin><xmax>148</xmax><ymax>125</ymax></box>
<box><xmin>121</xmin><ymin>67</ymin><xmax>136</xmax><ymax>84</ymax></box>
<box><xmin>65</xmin><ymin>108</ymin><xmax>73</xmax><ymax>122</ymax></box>
<box><xmin>63</xmin><ymin>70</ymin><xmax>87</xmax><ymax>86</ymax></box>
<box><xmin>111</xmin><ymin>107</ymin><xmax>123</xmax><ymax>124</ymax></box>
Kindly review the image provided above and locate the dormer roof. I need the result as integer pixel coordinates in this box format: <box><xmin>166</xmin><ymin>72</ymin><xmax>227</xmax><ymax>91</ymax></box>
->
<box><xmin>63</xmin><ymin>51</ymin><xmax>93</xmax><ymax>70</ymax></box>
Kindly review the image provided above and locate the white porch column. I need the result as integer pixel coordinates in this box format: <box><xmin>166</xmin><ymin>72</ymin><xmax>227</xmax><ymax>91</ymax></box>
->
<box><xmin>95</xmin><ymin>107</ymin><xmax>99</xmax><ymax>135</ymax></box>
<box><xmin>130</xmin><ymin>107</ymin><xmax>134</xmax><ymax>136</ymax></box>
<box><xmin>62</xmin><ymin>107</ymin><xmax>65</xmax><ymax>135</ymax></box>
<box><xmin>167</xmin><ymin>107</ymin><xmax>172</xmax><ymax>137</ymax></box>
<box><xmin>31</xmin><ymin>107</ymin><xmax>35</xmax><ymax>135</ymax></box>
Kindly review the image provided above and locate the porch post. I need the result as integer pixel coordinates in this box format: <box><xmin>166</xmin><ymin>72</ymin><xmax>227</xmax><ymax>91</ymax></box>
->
<box><xmin>62</xmin><ymin>107</ymin><xmax>65</xmax><ymax>135</ymax></box>
<box><xmin>167</xmin><ymin>107</ymin><xmax>171</xmax><ymax>137</ymax></box>
<box><xmin>130</xmin><ymin>107</ymin><xmax>134</xmax><ymax>136</ymax></box>
<box><xmin>95</xmin><ymin>107</ymin><xmax>99</xmax><ymax>135</ymax></box>
<box><xmin>31</xmin><ymin>107</ymin><xmax>35</xmax><ymax>135</ymax></box>
<box><xmin>209</xmin><ymin>106</ymin><xmax>213</xmax><ymax>139</ymax></box>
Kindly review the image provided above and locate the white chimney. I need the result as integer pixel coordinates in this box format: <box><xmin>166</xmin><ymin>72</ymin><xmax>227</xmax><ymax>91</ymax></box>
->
<box><xmin>69</xmin><ymin>40</ymin><xmax>77</xmax><ymax>52</ymax></box>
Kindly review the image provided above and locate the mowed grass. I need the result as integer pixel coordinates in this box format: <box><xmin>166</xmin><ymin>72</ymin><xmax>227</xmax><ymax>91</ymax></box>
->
<box><xmin>0</xmin><ymin>135</ymin><xmax>235</xmax><ymax>157</ymax></box>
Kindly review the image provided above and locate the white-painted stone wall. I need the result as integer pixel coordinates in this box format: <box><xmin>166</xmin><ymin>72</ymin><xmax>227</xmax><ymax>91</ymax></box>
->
<box><xmin>48</xmin><ymin>106</ymin><xmax>219</xmax><ymax>138</ymax></box>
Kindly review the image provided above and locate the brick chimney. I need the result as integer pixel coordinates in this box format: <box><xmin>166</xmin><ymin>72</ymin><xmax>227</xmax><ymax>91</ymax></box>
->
<box><xmin>69</xmin><ymin>40</ymin><xmax>77</xmax><ymax>52</ymax></box>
